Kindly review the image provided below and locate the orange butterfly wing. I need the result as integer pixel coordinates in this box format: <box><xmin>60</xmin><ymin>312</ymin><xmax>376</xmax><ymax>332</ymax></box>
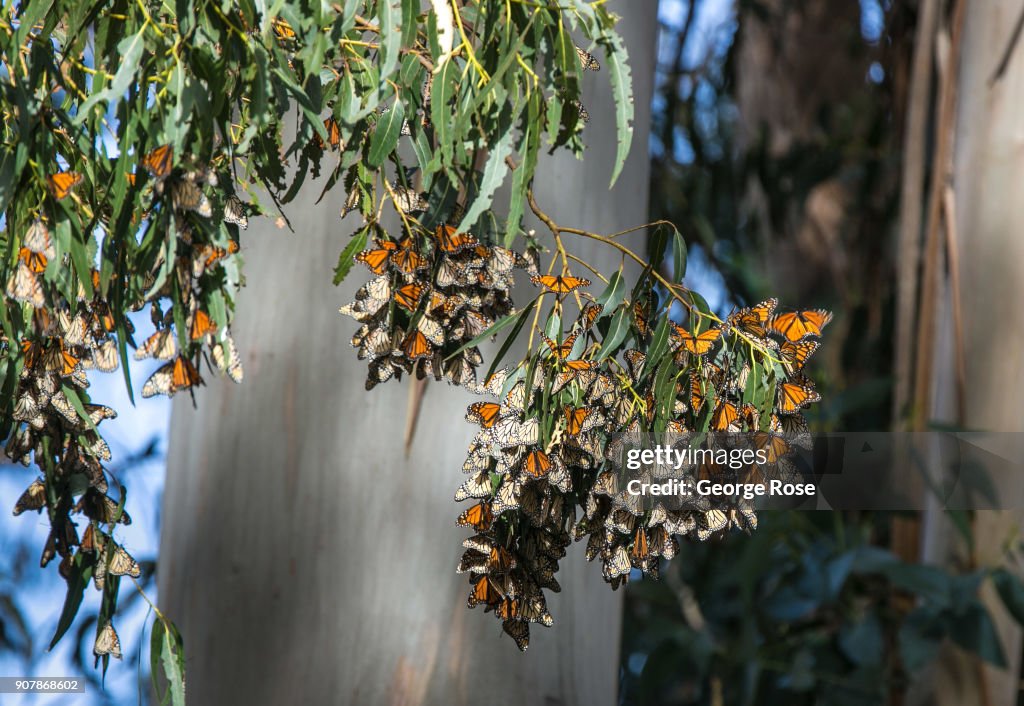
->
<box><xmin>47</xmin><ymin>171</ymin><xmax>82</xmax><ymax>199</ymax></box>
<box><xmin>434</xmin><ymin>225</ymin><xmax>478</xmax><ymax>253</ymax></box>
<box><xmin>355</xmin><ymin>240</ymin><xmax>397</xmax><ymax>274</ymax></box>
<box><xmin>401</xmin><ymin>330</ymin><xmax>432</xmax><ymax>360</ymax></box>
<box><xmin>780</xmin><ymin>340</ymin><xmax>820</xmax><ymax>373</ymax></box>
<box><xmin>467</xmin><ymin>402</ymin><xmax>502</xmax><ymax>429</ymax></box>
<box><xmin>142</xmin><ymin>145</ymin><xmax>174</xmax><ymax>179</ymax></box>
<box><xmin>770</xmin><ymin>310</ymin><xmax>833</xmax><ymax>341</ymax></box>
<box><xmin>675</xmin><ymin>326</ymin><xmax>721</xmax><ymax>355</ymax></box>
<box><xmin>172</xmin><ymin>357</ymin><xmax>202</xmax><ymax>390</ymax></box>
<box><xmin>457</xmin><ymin>501</ymin><xmax>493</xmax><ymax>531</ymax></box>
<box><xmin>531</xmin><ymin>275</ymin><xmax>591</xmax><ymax>294</ymax></box>
<box><xmin>394</xmin><ymin>283</ymin><xmax>424</xmax><ymax>311</ymax></box>
<box><xmin>524</xmin><ymin>450</ymin><xmax>552</xmax><ymax>478</ymax></box>
<box><xmin>711</xmin><ymin>400</ymin><xmax>739</xmax><ymax>431</ymax></box>
<box><xmin>189</xmin><ymin>310</ymin><xmax>218</xmax><ymax>340</ymax></box>
<box><xmin>19</xmin><ymin>247</ymin><xmax>47</xmax><ymax>274</ymax></box>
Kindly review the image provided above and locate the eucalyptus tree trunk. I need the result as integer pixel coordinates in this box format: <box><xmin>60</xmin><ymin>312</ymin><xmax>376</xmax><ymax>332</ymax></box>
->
<box><xmin>157</xmin><ymin>4</ymin><xmax>657</xmax><ymax>704</ymax></box>
<box><xmin>914</xmin><ymin>2</ymin><xmax>1024</xmax><ymax>704</ymax></box>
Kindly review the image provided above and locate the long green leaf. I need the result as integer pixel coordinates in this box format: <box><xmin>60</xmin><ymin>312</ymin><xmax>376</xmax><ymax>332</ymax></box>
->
<box><xmin>76</xmin><ymin>29</ymin><xmax>146</xmax><ymax>121</ymax></box>
<box><xmin>367</xmin><ymin>101</ymin><xmax>405</xmax><ymax>168</ymax></box>
<box><xmin>333</xmin><ymin>226</ymin><xmax>370</xmax><ymax>286</ymax></box>
<box><xmin>484</xmin><ymin>298</ymin><xmax>538</xmax><ymax>382</ymax></box>
<box><xmin>455</xmin><ymin>112</ymin><xmax>516</xmax><ymax>233</ymax></box>
<box><xmin>598</xmin><ymin>307</ymin><xmax>630</xmax><ymax>360</ymax></box>
<box><xmin>601</xmin><ymin>26</ymin><xmax>634</xmax><ymax>186</ymax></box>
<box><xmin>445</xmin><ymin>308</ymin><xmax>523</xmax><ymax>361</ymax></box>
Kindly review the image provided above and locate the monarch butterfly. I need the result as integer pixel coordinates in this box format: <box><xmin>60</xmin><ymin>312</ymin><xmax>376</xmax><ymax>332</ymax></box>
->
<box><xmin>468</xmin><ymin>575</ymin><xmax>505</xmax><ymax>608</ymax></box>
<box><xmin>141</xmin><ymin>357</ymin><xmax>203</xmax><ymax>398</ymax></box>
<box><xmin>711</xmin><ymin>399</ymin><xmax>740</xmax><ymax>431</ymax></box>
<box><xmin>524</xmin><ymin>449</ymin><xmax>552</xmax><ymax>478</ymax></box>
<box><xmin>391</xmin><ymin>237</ymin><xmax>427</xmax><ymax>274</ymax></box>
<box><xmin>531</xmin><ymin>274</ymin><xmax>591</xmax><ymax>294</ymax></box>
<box><xmin>355</xmin><ymin>239</ymin><xmax>398</xmax><ymax>275</ymax></box>
<box><xmin>134</xmin><ymin>329</ymin><xmax>177</xmax><ymax>361</ymax></box>
<box><xmin>394</xmin><ymin>282</ymin><xmax>424</xmax><ymax>312</ymax></box>
<box><xmin>94</xmin><ymin>622</ymin><xmax>122</xmax><ymax>660</ymax></box>
<box><xmin>754</xmin><ymin>415</ymin><xmax>790</xmax><ymax>463</ymax></box>
<box><xmin>623</xmin><ymin>348</ymin><xmax>646</xmax><ymax>382</ymax></box>
<box><xmin>19</xmin><ymin>246</ymin><xmax>47</xmax><ymax>274</ymax></box>
<box><xmin>564</xmin><ymin>405</ymin><xmax>603</xmax><ymax>435</ymax></box>
<box><xmin>224</xmin><ymin>194</ymin><xmax>248</xmax><ymax>229</ymax></box>
<box><xmin>212</xmin><ymin>336</ymin><xmax>243</xmax><ymax>383</ymax></box>
<box><xmin>770</xmin><ymin>309</ymin><xmax>833</xmax><ymax>342</ymax></box>
<box><xmin>727</xmin><ymin>298</ymin><xmax>777</xmax><ymax>339</ymax></box>
<box><xmin>485</xmin><ymin>246</ymin><xmax>517</xmax><ymax>276</ymax></box>
<box><xmin>79</xmin><ymin>523</ymin><xmax>99</xmax><ymax>553</ymax></box>
<box><xmin>42</xmin><ymin>339</ymin><xmax>79</xmax><ymax>376</ymax></box>
<box><xmin>102</xmin><ymin>543</ymin><xmax>141</xmax><ymax>578</ymax></box>
<box><xmin>142</xmin><ymin>144</ymin><xmax>174</xmax><ymax>179</ymax></box>
<box><xmin>673</xmin><ymin>326</ymin><xmax>721</xmax><ymax>356</ymax></box>
<box><xmin>392</xmin><ymin>186</ymin><xmax>428</xmax><ymax>213</ymax></box>
<box><xmin>417</xmin><ymin>315</ymin><xmax>445</xmax><ymax>347</ymax></box>
<box><xmin>552</xmin><ymin>359</ymin><xmax>597</xmax><ymax>394</ymax></box>
<box><xmin>488</xmin><ymin>545</ymin><xmax>515</xmax><ymax>574</ymax></box>
<box><xmin>189</xmin><ymin>309</ymin><xmax>218</xmax><ymax>340</ymax></box>
<box><xmin>316</xmin><ymin>116</ymin><xmax>342</xmax><ymax>151</ymax></box>
<box><xmin>573</xmin><ymin>99</ymin><xmax>590</xmax><ymax>124</ymax></box>
<box><xmin>780</xmin><ymin>339</ymin><xmax>820</xmax><ymax>374</ymax></box>
<box><xmin>400</xmin><ymin>330</ymin><xmax>433</xmax><ymax>360</ymax></box>
<box><xmin>6</xmin><ymin>262</ymin><xmax>44</xmax><ymax>308</ymax></box>
<box><xmin>633</xmin><ymin>299</ymin><xmax>652</xmax><ymax>338</ymax></box>
<box><xmin>778</xmin><ymin>412</ymin><xmax>813</xmax><ymax>449</ymax></box>
<box><xmin>457</xmin><ymin>501</ymin><xmax>494</xmax><ymax>531</ymax></box>
<box><xmin>490</xmin><ymin>417</ymin><xmax>540</xmax><ymax>448</ymax></box>
<box><xmin>271</xmin><ymin>16</ymin><xmax>296</xmax><ymax>40</ymax></box>
<box><xmin>47</xmin><ymin>171</ymin><xmax>82</xmax><ymax>199</ymax></box>
<box><xmin>172</xmin><ymin>179</ymin><xmax>212</xmax><ymax>217</ymax></box>
<box><xmin>364</xmin><ymin>359</ymin><xmax>396</xmax><ymax>390</ymax></box>
<box><xmin>542</xmin><ymin>332</ymin><xmax>579</xmax><ymax>361</ymax></box>
<box><xmin>433</xmin><ymin>225</ymin><xmax>478</xmax><ymax>254</ymax></box>
<box><xmin>12</xmin><ymin>478</ymin><xmax>45</xmax><ymax>515</ymax></box>
<box><xmin>603</xmin><ymin>545</ymin><xmax>631</xmax><ymax>580</ymax></box>
<box><xmin>696</xmin><ymin>508</ymin><xmax>729</xmax><ymax>541</ymax></box>
<box><xmin>460</xmin><ymin>310</ymin><xmax>492</xmax><ymax>338</ymax></box>
<box><xmin>575</xmin><ymin>45</ymin><xmax>601</xmax><ymax>71</ymax></box>
<box><xmin>466</xmin><ymin>402</ymin><xmax>502</xmax><ymax>429</ymax></box>
<box><xmin>435</xmin><ymin>257</ymin><xmax>470</xmax><ymax>288</ymax></box>
<box><xmin>503</xmin><ymin>619</ymin><xmax>530</xmax><ymax>651</ymax></box>
<box><xmin>455</xmin><ymin>470</ymin><xmax>492</xmax><ymax>502</ymax></box>
<box><xmin>627</xmin><ymin>527</ymin><xmax>649</xmax><ymax>563</ymax></box>
<box><xmin>353</xmin><ymin>325</ymin><xmax>392</xmax><ymax>362</ymax></box>
<box><xmin>578</xmin><ymin>302</ymin><xmax>603</xmax><ymax>330</ymax></box>
<box><xmin>776</xmin><ymin>377</ymin><xmax>820</xmax><ymax>414</ymax></box>
<box><xmin>91</xmin><ymin>339</ymin><xmax>119</xmax><ymax>373</ymax></box>
<box><xmin>192</xmin><ymin>241</ymin><xmax>239</xmax><ymax>277</ymax></box>
<box><xmin>25</xmin><ymin>219</ymin><xmax>54</xmax><ymax>257</ymax></box>
<box><xmin>428</xmin><ymin>290</ymin><xmax>465</xmax><ymax>318</ymax></box>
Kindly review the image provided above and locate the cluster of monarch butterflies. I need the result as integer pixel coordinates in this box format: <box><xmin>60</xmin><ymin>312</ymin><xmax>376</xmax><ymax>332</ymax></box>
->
<box><xmin>454</xmin><ymin>292</ymin><xmax>832</xmax><ymax>649</ymax></box>
<box><xmin>4</xmin><ymin>142</ymin><xmax>250</xmax><ymax>662</ymax></box>
<box><xmin>339</xmin><ymin>221</ymin><xmax>539</xmax><ymax>390</ymax></box>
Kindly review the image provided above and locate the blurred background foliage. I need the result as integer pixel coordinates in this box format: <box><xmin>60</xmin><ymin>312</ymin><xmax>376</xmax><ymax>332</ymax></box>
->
<box><xmin>621</xmin><ymin>1</ymin><xmax>1024</xmax><ymax>704</ymax></box>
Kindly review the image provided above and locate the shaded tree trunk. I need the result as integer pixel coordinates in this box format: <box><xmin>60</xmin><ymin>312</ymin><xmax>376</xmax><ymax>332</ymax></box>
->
<box><xmin>157</xmin><ymin>4</ymin><xmax>657</xmax><ymax>704</ymax></box>
<box><xmin>912</xmin><ymin>2</ymin><xmax>1024</xmax><ymax>704</ymax></box>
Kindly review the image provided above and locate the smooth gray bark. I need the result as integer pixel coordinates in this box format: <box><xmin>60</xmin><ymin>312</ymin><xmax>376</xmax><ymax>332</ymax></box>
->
<box><xmin>158</xmin><ymin>4</ymin><xmax>657</xmax><ymax>704</ymax></box>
